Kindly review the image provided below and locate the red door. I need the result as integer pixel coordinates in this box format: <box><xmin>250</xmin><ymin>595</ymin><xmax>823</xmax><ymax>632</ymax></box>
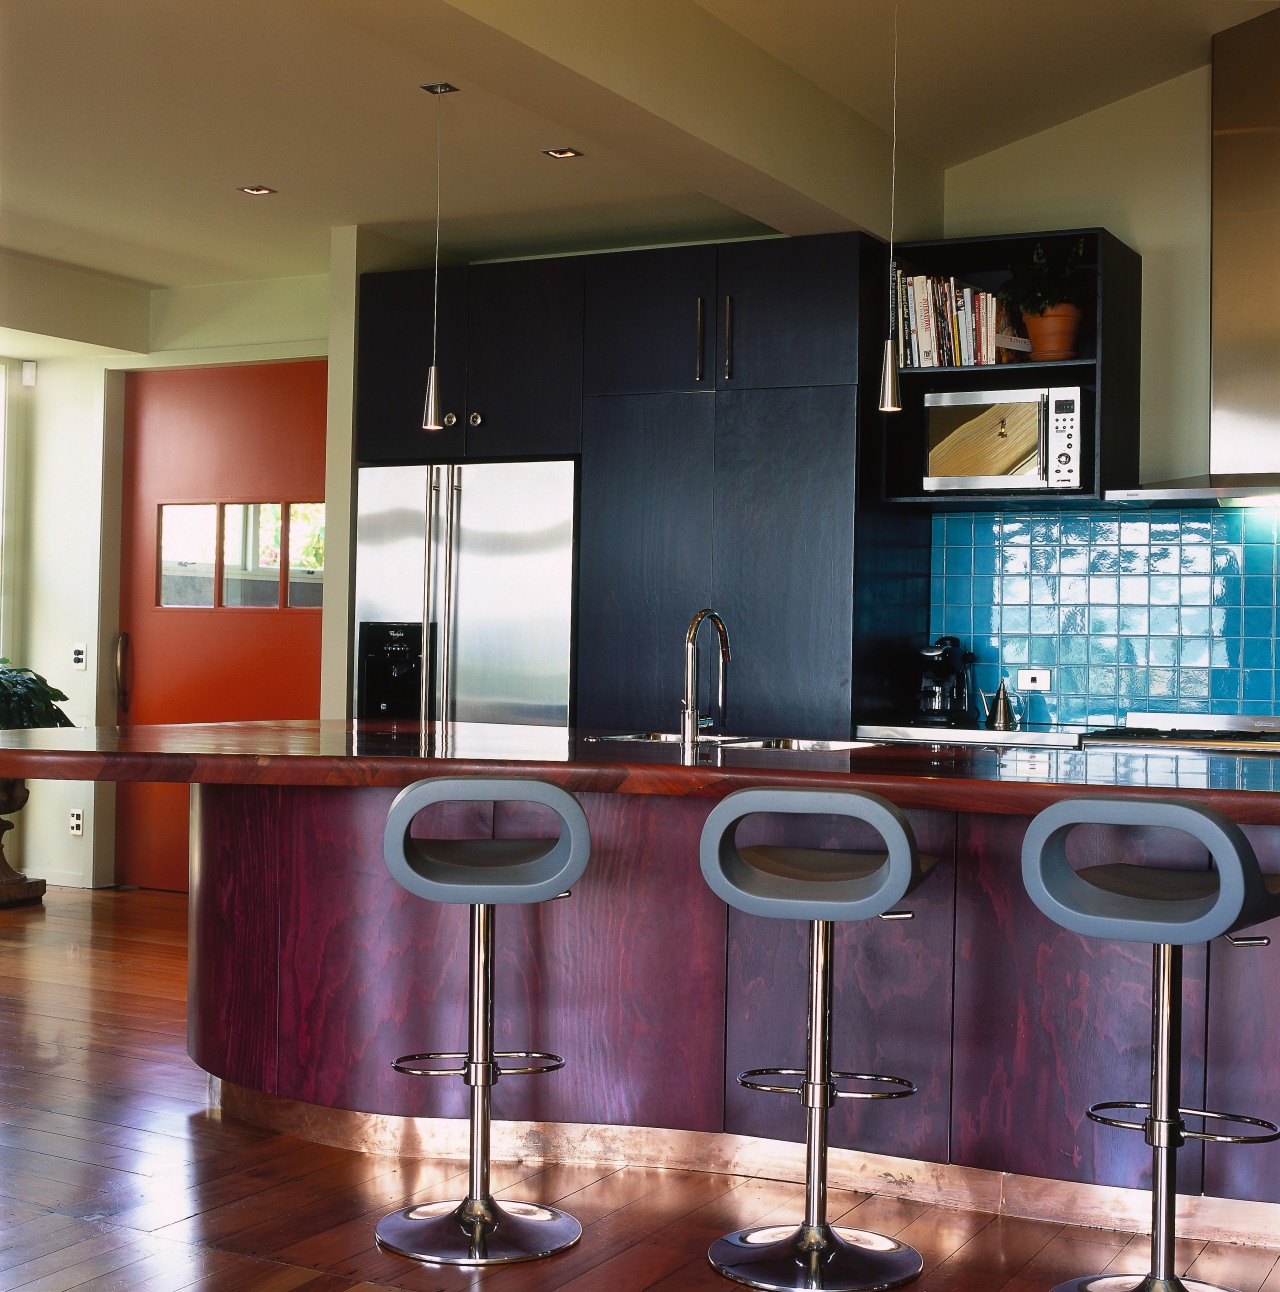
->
<box><xmin>116</xmin><ymin>361</ymin><xmax>328</xmax><ymax>891</ymax></box>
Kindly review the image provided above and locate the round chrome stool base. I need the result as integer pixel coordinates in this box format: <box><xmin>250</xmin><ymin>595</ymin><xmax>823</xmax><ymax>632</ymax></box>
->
<box><xmin>707</xmin><ymin>1222</ymin><xmax>923</xmax><ymax>1292</ymax></box>
<box><xmin>1047</xmin><ymin>1275</ymin><xmax>1242</xmax><ymax>1292</ymax></box>
<box><xmin>375</xmin><ymin>1197</ymin><xmax>581</xmax><ymax>1266</ymax></box>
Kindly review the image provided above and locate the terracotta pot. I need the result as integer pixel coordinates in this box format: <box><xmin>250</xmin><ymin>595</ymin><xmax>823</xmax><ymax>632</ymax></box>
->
<box><xmin>1023</xmin><ymin>303</ymin><xmax>1082</xmax><ymax>361</ymax></box>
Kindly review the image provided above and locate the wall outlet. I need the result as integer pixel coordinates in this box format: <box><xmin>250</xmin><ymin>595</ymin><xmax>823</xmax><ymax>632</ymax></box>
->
<box><xmin>72</xmin><ymin>643</ymin><xmax>87</xmax><ymax>670</ymax></box>
<box><xmin>69</xmin><ymin>809</ymin><xmax>83</xmax><ymax>837</ymax></box>
<box><xmin>1017</xmin><ymin>669</ymin><xmax>1052</xmax><ymax>692</ymax></box>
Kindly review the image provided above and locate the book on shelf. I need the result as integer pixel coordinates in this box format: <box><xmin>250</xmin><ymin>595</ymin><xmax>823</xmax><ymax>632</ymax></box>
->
<box><xmin>891</xmin><ymin>265</ymin><xmax>1031</xmax><ymax>368</ymax></box>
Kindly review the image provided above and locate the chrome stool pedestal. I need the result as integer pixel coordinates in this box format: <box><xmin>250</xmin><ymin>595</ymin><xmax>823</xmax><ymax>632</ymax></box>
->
<box><xmin>700</xmin><ymin>787</ymin><xmax>936</xmax><ymax>1292</ymax></box>
<box><xmin>374</xmin><ymin>778</ymin><xmax>589</xmax><ymax>1268</ymax></box>
<box><xmin>1022</xmin><ymin>798</ymin><xmax>1280</xmax><ymax>1292</ymax></box>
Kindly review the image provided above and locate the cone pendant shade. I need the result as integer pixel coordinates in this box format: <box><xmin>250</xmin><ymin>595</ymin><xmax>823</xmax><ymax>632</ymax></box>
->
<box><xmin>878</xmin><ymin>339</ymin><xmax>900</xmax><ymax>413</ymax></box>
<box><xmin>422</xmin><ymin>365</ymin><xmax>443</xmax><ymax>431</ymax></box>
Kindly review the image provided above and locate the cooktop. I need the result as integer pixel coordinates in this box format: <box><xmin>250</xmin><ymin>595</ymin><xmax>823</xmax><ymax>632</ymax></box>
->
<box><xmin>1082</xmin><ymin>712</ymin><xmax>1280</xmax><ymax>754</ymax></box>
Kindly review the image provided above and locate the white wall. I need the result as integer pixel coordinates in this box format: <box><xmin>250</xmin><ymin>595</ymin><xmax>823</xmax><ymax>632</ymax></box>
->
<box><xmin>320</xmin><ymin>227</ymin><xmax>432</xmax><ymax>720</ymax></box>
<box><xmin>2</xmin><ymin>272</ymin><xmax>329</xmax><ymax>888</ymax></box>
<box><xmin>11</xmin><ymin>358</ymin><xmax>115</xmax><ymax>886</ymax></box>
<box><xmin>944</xmin><ymin>69</ymin><xmax>1212</xmax><ymax>485</ymax></box>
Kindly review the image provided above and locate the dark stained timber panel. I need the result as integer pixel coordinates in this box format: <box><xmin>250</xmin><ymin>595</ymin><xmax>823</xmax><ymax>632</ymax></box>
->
<box><xmin>1204</xmin><ymin>823</ymin><xmax>1280</xmax><ymax>1203</ymax></box>
<box><xmin>188</xmin><ymin>785</ymin><xmax>283</xmax><ymax>1090</ymax></box>
<box><xmin>952</xmin><ymin>813</ymin><xmax>1207</xmax><ymax>1191</ymax></box>
<box><xmin>577</xmin><ymin>393</ymin><xmax>714</xmax><ymax>732</ymax></box>
<box><xmin>490</xmin><ymin>792</ymin><xmax>728</xmax><ymax>1133</ymax></box>
<box><xmin>722</xmin><ymin>809</ymin><xmax>955</xmax><ymax>1162</ymax></box>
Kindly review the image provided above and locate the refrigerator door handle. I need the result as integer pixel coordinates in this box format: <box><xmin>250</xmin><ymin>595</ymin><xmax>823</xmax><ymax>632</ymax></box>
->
<box><xmin>421</xmin><ymin>466</ymin><xmax>442</xmax><ymax>723</ymax></box>
<box><xmin>438</xmin><ymin>464</ymin><xmax>461</xmax><ymax>724</ymax></box>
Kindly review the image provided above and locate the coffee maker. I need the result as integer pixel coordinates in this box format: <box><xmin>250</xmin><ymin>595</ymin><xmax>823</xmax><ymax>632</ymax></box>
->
<box><xmin>916</xmin><ymin>636</ymin><xmax>974</xmax><ymax>725</ymax></box>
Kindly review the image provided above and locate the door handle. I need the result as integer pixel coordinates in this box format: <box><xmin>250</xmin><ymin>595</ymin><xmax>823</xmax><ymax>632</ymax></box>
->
<box><xmin>695</xmin><ymin>297</ymin><xmax>705</xmax><ymax>382</ymax></box>
<box><xmin>724</xmin><ymin>294</ymin><xmax>733</xmax><ymax>381</ymax></box>
<box><xmin>115</xmin><ymin>632</ymin><xmax>130</xmax><ymax>715</ymax></box>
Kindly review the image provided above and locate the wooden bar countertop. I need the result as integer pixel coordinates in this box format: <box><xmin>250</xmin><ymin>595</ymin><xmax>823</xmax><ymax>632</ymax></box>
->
<box><xmin>3</xmin><ymin>719</ymin><xmax>1280</xmax><ymax>823</ymax></box>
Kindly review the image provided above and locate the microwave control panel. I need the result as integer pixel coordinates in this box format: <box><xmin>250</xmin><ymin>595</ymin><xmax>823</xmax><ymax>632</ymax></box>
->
<box><xmin>1047</xmin><ymin>387</ymin><xmax>1081</xmax><ymax>488</ymax></box>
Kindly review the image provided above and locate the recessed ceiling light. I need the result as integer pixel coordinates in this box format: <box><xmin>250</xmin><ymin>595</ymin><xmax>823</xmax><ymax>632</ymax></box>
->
<box><xmin>421</xmin><ymin>82</ymin><xmax>459</xmax><ymax>95</ymax></box>
<box><xmin>238</xmin><ymin>185</ymin><xmax>276</xmax><ymax>196</ymax></box>
<box><xmin>542</xmin><ymin>148</ymin><xmax>584</xmax><ymax>159</ymax></box>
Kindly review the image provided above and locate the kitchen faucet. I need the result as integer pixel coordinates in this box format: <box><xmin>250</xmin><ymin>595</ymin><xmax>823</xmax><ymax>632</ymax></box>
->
<box><xmin>681</xmin><ymin>609</ymin><xmax>731</xmax><ymax>755</ymax></box>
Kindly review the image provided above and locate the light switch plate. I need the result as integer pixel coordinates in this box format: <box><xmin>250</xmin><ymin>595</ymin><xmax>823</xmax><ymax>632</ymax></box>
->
<box><xmin>1017</xmin><ymin>669</ymin><xmax>1051</xmax><ymax>692</ymax></box>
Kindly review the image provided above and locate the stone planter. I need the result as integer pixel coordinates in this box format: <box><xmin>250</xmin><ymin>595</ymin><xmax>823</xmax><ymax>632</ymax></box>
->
<box><xmin>0</xmin><ymin>779</ymin><xmax>44</xmax><ymax>906</ymax></box>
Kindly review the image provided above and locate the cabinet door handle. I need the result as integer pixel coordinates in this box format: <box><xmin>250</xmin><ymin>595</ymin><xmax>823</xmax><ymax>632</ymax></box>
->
<box><xmin>695</xmin><ymin>297</ymin><xmax>705</xmax><ymax>382</ymax></box>
<box><xmin>724</xmin><ymin>294</ymin><xmax>733</xmax><ymax>381</ymax></box>
<box><xmin>468</xmin><ymin>412</ymin><xmax>483</xmax><ymax>428</ymax></box>
<box><xmin>115</xmin><ymin>632</ymin><xmax>130</xmax><ymax>716</ymax></box>
<box><xmin>879</xmin><ymin>909</ymin><xmax>915</xmax><ymax>921</ymax></box>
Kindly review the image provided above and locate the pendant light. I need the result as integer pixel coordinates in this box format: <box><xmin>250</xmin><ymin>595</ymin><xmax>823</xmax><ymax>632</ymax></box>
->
<box><xmin>878</xmin><ymin>3</ymin><xmax>901</xmax><ymax>413</ymax></box>
<box><xmin>421</xmin><ymin>82</ymin><xmax>458</xmax><ymax>431</ymax></box>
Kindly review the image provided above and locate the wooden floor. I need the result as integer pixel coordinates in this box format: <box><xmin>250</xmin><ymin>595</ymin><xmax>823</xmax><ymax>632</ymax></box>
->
<box><xmin>0</xmin><ymin>891</ymin><xmax>1278</xmax><ymax>1292</ymax></box>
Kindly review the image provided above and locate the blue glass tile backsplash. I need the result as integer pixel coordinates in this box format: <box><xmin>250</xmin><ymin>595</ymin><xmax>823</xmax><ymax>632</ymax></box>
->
<box><xmin>929</xmin><ymin>509</ymin><xmax>1280</xmax><ymax>727</ymax></box>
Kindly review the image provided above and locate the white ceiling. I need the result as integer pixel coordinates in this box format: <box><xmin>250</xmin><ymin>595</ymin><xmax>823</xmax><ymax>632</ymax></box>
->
<box><xmin>0</xmin><ymin>0</ymin><xmax>1274</xmax><ymax>291</ymax></box>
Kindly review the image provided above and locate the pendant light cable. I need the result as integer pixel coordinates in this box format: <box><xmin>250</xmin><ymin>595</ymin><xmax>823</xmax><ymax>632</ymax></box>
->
<box><xmin>433</xmin><ymin>86</ymin><xmax>441</xmax><ymax>377</ymax></box>
<box><xmin>878</xmin><ymin>2</ymin><xmax>902</xmax><ymax>413</ymax></box>
<box><xmin>420</xmin><ymin>82</ymin><xmax>457</xmax><ymax>431</ymax></box>
<box><xmin>888</xmin><ymin>0</ymin><xmax>898</xmax><ymax>325</ymax></box>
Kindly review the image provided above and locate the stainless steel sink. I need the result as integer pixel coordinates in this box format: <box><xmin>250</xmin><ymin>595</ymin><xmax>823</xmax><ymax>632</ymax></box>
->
<box><xmin>585</xmin><ymin>733</ymin><xmax>878</xmax><ymax>752</ymax></box>
<box><xmin>587</xmin><ymin>732</ymin><xmax>749</xmax><ymax>745</ymax></box>
<box><xmin>727</xmin><ymin>738</ymin><xmax>876</xmax><ymax>752</ymax></box>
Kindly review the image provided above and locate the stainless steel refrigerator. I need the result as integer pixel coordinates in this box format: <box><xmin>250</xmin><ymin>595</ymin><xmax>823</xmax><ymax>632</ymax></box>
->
<box><xmin>353</xmin><ymin>461</ymin><xmax>575</xmax><ymax>725</ymax></box>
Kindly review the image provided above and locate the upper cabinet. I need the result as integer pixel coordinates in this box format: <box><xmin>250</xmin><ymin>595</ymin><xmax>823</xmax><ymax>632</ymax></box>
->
<box><xmin>582</xmin><ymin>234</ymin><xmax>870</xmax><ymax>396</ymax></box>
<box><xmin>715</xmin><ymin>234</ymin><xmax>869</xmax><ymax>390</ymax></box>
<box><xmin>463</xmin><ymin>258</ymin><xmax>584</xmax><ymax>457</ymax></box>
<box><xmin>880</xmin><ymin>227</ymin><xmax>1141</xmax><ymax>504</ymax></box>
<box><xmin>583</xmin><ymin>245</ymin><xmax>717</xmax><ymax>395</ymax></box>
<box><xmin>355</xmin><ymin>256</ymin><xmax>584</xmax><ymax>463</ymax></box>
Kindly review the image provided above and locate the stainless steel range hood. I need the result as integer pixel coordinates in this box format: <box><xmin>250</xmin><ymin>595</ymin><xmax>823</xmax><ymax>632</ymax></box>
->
<box><xmin>1107</xmin><ymin>7</ymin><xmax>1280</xmax><ymax>505</ymax></box>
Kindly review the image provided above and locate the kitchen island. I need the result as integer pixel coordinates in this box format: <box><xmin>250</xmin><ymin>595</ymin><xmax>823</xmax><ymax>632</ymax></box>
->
<box><xmin>2</xmin><ymin>719</ymin><xmax>1280</xmax><ymax>1244</ymax></box>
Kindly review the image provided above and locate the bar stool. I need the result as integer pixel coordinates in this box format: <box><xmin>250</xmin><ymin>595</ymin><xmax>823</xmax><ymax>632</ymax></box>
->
<box><xmin>375</xmin><ymin>777</ymin><xmax>589</xmax><ymax>1267</ymax></box>
<box><xmin>1022</xmin><ymin>796</ymin><xmax>1280</xmax><ymax>1292</ymax></box>
<box><xmin>700</xmin><ymin>786</ymin><xmax>936</xmax><ymax>1292</ymax></box>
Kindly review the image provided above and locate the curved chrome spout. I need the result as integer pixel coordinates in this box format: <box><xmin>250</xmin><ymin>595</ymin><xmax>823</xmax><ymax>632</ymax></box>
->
<box><xmin>681</xmin><ymin>609</ymin><xmax>731</xmax><ymax>755</ymax></box>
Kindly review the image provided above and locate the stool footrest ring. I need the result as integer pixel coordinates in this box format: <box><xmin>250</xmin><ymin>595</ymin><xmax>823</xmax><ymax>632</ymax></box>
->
<box><xmin>1087</xmin><ymin>1099</ymin><xmax>1280</xmax><ymax>1144</ymax></box>
<box><xmin>392</xmin><ymin>1049</ymin><xmax>565</xmax><ymax>1078</ymax></box>
<box><xmin>492</xmin><ymin>1050</ymin><xmax>565</xmax><ymax>1077</ymax></box>
<box><xmin>737</xmin><ymin>1066</ymin><xmax>916</xmax><ymax>1100</ymax></box>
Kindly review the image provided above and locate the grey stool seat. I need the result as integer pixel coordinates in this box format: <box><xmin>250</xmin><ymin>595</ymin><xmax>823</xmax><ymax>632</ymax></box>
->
<box><xmin>1022</xmin><ymin>796</ymin><xmax>1280</xmax><ymax>1292</ymax></box>
<box><xmin>699</xmin><ymin>786</ymin><xmax>935</xmax><ymax>1292</ymax></box>
<box><xmin>375</xmin><ymin>777</ymin><xmax>589</xmax><ymax>1268</ymax></box>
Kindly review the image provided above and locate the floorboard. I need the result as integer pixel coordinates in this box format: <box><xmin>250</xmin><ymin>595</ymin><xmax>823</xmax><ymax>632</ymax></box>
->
<box><xmin>0</xmin><ymin>888</ymin><xmax>1274</xmax><ymax>1291</ymax></box>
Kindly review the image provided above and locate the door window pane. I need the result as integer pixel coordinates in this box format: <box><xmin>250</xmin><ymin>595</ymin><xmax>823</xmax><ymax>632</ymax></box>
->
<box><xmin>222</xmin><ymin>503</ymin><xmax>281</xmax><ymax>607</ymax></box>
<box><xmin>288</xmin><ymin>502</ymin><xmax>325</xmax><ymax>608</ymax></box>
<box><xmin>159</xmin><ymin>504</ymin><xmax>216</xmax><ymax>606</ymax></box>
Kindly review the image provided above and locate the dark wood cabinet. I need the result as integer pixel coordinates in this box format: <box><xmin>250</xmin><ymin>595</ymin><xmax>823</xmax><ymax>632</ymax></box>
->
<box><xmin>576</xmin><ymin>393</ymin><xmax>714</xmax><ymax>732</ymax></box>
<box><xmin>1203</xmin><ymin>824</ymin><xmax>1280</xmax><ymax>1204</ymax></box>
<box><xmin>723</xmin><ymin>809</ymin><xmax>955</xmax><ymax>1162</ymax></box>
<box><xmin>355</xmin><ymin>257</ymin><xmax>583</xmax><ymax>463</ymax></box>
<box><xmin>462</xmin><ymin>258</ymin><xmax>584</xmax><ymax>457</ymax></box>
<box><xmin>712</xmin><ymin>386</ymin><xmax>858</xmax><ymax>739</ymax></box>
<box><xmin>951</xmin><ymin>813</ymin><xmax>1208</xmax><ymax>1191</ymax></box>
<box><xmin>583</xmin><ymin>234</ymin><xmax>869</xmax><ymax>397</ymax></box>
<box><xmin>716</xmin><ymin>234</ymin><xmax>866</xmax><ymax>390</ymax></box>
<box><xmin>881</xmin><ymin>227</ymin><xmax>1141</xmax><ymax>504</ymax></box>
<box><xmin>355</xmin><ymin>265</ymin><xmax>467</xmax><ymax>462</ymax></box>
<box><xmin>583</xmin><ymin>245</ymin><xmax>717</xmax><ymax>395</ymax></box>
<box><xmin>576</xmin><ymin>232</ymin><xmax>929</xmax><ymax>737</ymax></box>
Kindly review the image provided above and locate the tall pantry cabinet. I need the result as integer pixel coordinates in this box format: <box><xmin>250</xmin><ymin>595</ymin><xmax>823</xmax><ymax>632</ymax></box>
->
<box><xmin>577</xmin><ymin>233</ymin><xmax>930</xmax><ymax>739</ymax></box>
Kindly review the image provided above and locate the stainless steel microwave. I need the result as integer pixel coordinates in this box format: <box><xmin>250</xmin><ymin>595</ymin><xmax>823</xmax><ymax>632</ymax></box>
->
<box><xmin>922</xmin><ymin>386</ymin><xmax>1082</xmax><ymax>492</ymax></box>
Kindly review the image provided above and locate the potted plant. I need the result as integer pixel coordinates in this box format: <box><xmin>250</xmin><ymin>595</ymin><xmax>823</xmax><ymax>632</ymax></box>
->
<box><xmin>996</xmin><ymin>238</ymin><xmax>1094</xmax><ymax>360</ymax></box>
<box><xmin>0</xmin><ymin>661</ymin><xmax>73</xmax><ymax>906</ymax></box>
